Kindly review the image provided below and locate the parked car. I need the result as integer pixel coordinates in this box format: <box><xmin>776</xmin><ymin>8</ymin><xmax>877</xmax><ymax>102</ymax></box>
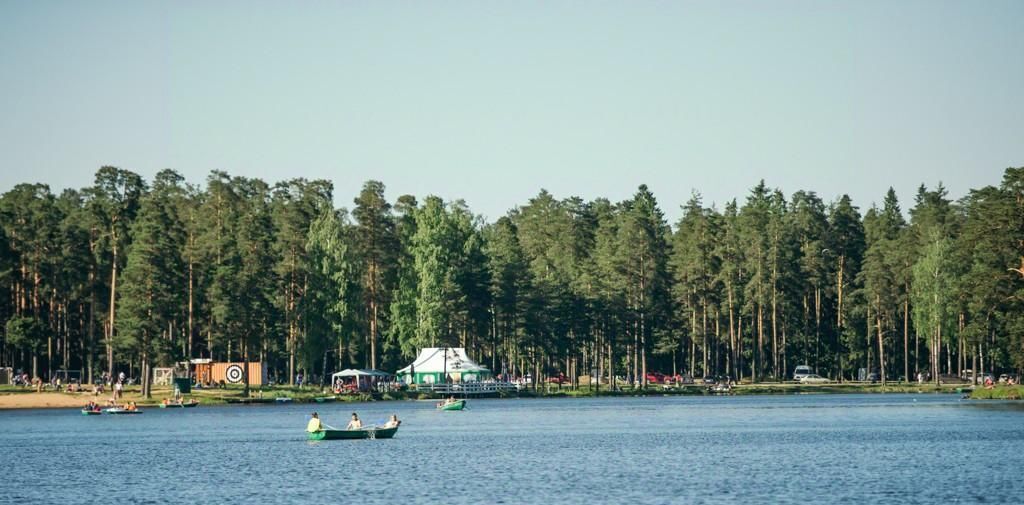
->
<box><xmin>867</xmin><ymin>372</ymin><xmax>880</xmax><ymax>383</ymax></box>
<box><xmin>799</xmin><ymin>374</ymin><xmax>829</xmax><ymax>384</ymax></box>
<box><xmin>793</xmin><ymin>365</ymin><xmax>812</xmax><ymax>381</ymax></box>
<box><xmin>546</xmin><ymin>374</ymin><xmax>571</xmax><ymax>385</ymax></box>
<box><xmin>645</xmin><ymin>372</ymin><xmax>666</xmax><ymax>384</ymax></box>
<box><xmin>701</xmin><ymin>375</ymin><xmax>717</xmax><ymax>385</ymax></box>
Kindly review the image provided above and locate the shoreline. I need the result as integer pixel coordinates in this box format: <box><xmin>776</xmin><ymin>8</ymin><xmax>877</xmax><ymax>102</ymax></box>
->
<box><xmin>0</xmin><ymin>382</ymin><xmax>988</xmax><ymax>410</ymax></box>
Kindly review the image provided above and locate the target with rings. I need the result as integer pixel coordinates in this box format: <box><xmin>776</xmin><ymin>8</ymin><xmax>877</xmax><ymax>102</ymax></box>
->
<box><xmin>225</xmin><ymin>364</ymin><xmax>244</xmax><ymax>383</ymax></box>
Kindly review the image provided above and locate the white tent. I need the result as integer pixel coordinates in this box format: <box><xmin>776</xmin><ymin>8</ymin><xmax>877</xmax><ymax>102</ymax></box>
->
<box><xmin>396</xmin><ymin>348</ymin><xmax>491</xmax><ymax>384</ymax></box>
<box><xmin>331</xmin><ymin>369</ymin><xmax>391</xmax><ymax>392</ymax></box>
<box><xmin>331</xmin><ymin>369</ymin><xmax>391</xmax><ymax>380</ymax></box>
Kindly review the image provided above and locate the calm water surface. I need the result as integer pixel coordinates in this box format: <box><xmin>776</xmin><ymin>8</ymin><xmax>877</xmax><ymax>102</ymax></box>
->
<box><xmin>1</xmin><ymin>394</ymin><xmax>1022</xmax><ymax>504</ymax></box>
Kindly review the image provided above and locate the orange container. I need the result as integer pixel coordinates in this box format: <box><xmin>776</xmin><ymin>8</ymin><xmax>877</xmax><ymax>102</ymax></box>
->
<box><xmin>194</xmin><ymin>362</ymin><xmax>266</xmax><ymax>386</ymax></box>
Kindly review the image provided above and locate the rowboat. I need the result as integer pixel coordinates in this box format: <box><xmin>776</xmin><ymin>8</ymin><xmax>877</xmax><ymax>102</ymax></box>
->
<box><xmin>437</xmin><ymin>399</ymin><xmax>466</xmax><ymax>411</ymax></box>
<box><xmin>81</xmin><ymin>409</ymin><xmax>102</xmax><ymax>416</ymax></box>
<box><xmin>275</xmin><ymin>397</ymin><xmax>293</xmax><ymax>403</ymax></box>
<box><xmin>307</xmin><ymin>425</ymin><xmax>399</xmax><ymax>441</ymax></box>
<box><xmin>313</xmin><ymin>396</ymin><xmax>337</xmax><ymax>403</ymax></box>
<box><xmin>159</xmin><ymin>401</ymin><xmax>199</xmax><ymax>408</ymax></box>
<box><xmin>104</xmin><ymin>408</ymin><xmax>142</xmax><ymax>415</ymax></box>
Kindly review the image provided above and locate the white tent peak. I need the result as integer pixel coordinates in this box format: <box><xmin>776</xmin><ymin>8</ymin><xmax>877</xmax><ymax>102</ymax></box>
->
<box><xmin>396</xmin><ymin>347</ymin><xmax>489</xmax><ymax>375</ymax></box>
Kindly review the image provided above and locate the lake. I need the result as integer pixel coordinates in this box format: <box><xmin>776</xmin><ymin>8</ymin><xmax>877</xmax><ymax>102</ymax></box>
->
<box><xmin>1</xmin><ymin>394</ymin><xmax>1021</xmax><ymax>504</ymax></box>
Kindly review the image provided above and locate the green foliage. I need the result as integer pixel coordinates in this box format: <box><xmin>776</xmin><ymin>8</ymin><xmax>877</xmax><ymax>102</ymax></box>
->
<box><xmin>2</xmin><ymin>166</ymin><xmax>1023</xmax><ymax>390</ymax></box>
<box><xmin>352</xmin><ymin>180</ymin><xmax>397</xmax><ymax>369</ymax></box>
<box><xmin>5</xmin><ymin>316</ymin><xmax>45</xmax><ymax>353</ymax></box>
<box><xmin>305</xmin><ymin>208</ymin><xmax>360</xmax><ymax>368</ymax></box>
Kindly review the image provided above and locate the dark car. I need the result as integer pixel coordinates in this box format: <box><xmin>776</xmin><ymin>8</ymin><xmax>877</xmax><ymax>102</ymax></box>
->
<box><xmin>702</xmin><ymin>375</ymin><xmax>716</xmax><ymax>385</ymax></box>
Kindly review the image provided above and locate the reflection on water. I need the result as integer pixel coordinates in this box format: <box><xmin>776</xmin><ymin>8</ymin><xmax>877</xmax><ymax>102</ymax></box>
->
<box><xmin>1</xmin><ymin>394</ymin><xmax>1021</xmax><ymax>504</ymax></box>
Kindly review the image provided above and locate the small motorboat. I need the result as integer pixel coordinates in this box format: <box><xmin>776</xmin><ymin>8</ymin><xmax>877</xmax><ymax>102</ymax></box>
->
<box><xmin>708</xmin><ymin>383</ymin><xmax>732</xmax><ymax>395</ymax></box>
<box><xmin>275</xmin><ymin>397</ymin><xmax>293</xmax><ymax>403</ymax></box>
<box><xmin>437</xmin><ymin>399</ymin><xmax>466</xmax><ymax>411</ymax></box>
<box><xmin>81</xmin><ymin>409</ymin><xmax>102</xmax><ymax>416</ymax></box>
<box><xmin>159</xmin><ymin>400</ymin><xmax>199</xmax><ymax>408</ymax></box>
<box><xmin>313</xmin><ymin>396</ymin><xmax>337</xmax><ymax>403</ymax></box>
<box><xmin>104</xmin><ymin>407</ymin><xmax>142</xmax><ymax>415</ymax></box>
<box><xmin>307</xmin><ymin>425</ymin><xmax>399</xmax><ymax>441</ymax></box>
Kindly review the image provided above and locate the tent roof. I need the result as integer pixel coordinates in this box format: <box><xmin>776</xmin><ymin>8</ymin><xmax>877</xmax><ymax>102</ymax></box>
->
<box><xmin>331</xmin><ymin>369</ymin><xmax>392</xmax><ymax>379</ymax></box>
<box><xmin>396</xmin><ymin>348</ymin><xmax>490</xmax><ymax>375</ymax></box>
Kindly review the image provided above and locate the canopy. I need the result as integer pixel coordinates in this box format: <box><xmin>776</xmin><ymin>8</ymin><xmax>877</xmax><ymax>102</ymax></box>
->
<box><xmin>332</xmin><ymin>369</ymin><xmax>391</xmax><ymax>380</ymax></box>
<box><xmin>395</xmin><ymin>348</ymin><xmax>491</xmax><ymax>384</ymax></box>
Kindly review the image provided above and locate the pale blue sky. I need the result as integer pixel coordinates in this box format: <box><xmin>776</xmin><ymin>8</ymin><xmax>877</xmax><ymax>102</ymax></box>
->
<box><xmin>1</xmin><ymin>1</ymin><xmax>1021</xmax><ymax>222</ymax></box>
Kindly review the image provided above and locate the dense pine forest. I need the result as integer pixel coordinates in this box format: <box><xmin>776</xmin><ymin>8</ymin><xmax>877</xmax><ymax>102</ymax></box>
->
<box><xmin>2</xmin><ymin>167</ymin><xmax>1022</xmax><ymax>394</ymax></box>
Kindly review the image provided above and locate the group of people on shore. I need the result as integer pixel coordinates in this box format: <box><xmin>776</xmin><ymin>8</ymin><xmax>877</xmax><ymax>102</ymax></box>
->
<box><xmin>306</xmin><ymin>412</ymin><xmax>401</xmax><ymax>432</ymax></box>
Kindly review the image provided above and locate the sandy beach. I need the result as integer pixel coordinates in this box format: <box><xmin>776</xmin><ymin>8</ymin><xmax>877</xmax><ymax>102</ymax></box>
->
<box><xmin>0</xmin><ymin>391</ymin><xmax>99</xmax><ymax>409</ymax></box>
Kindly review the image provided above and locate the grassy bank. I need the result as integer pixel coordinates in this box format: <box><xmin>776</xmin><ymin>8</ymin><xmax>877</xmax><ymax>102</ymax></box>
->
<box><xmin>0</xmin><ymin>381</ymin><xmax>966</xmax><ymax>409</ymax></box>
<box><xmin>543</xmin><ymin>382</ymin><xmax>960</xmax><ymax>397</ymax></box>
<box><xmin>969</xmin><ymin>386</ymin><xmax>1024</xmax><ymax>400</ymax></box>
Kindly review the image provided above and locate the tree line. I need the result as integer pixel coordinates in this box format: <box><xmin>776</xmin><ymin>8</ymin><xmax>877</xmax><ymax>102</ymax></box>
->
<box><xmin>2</xmin><ymin>167</ymin><xmax>1022</xmax><ymax>396</ymax></box>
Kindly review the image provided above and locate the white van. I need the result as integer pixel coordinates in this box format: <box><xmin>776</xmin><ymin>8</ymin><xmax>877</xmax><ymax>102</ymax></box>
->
<box><xmin>793</xmin><ymin>365</ymin><xmax>813</xmax><ymax>381</ymax></box>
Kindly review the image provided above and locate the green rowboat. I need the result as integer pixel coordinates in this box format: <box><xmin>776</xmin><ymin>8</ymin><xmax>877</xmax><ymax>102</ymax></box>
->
<box><xmin>313</xmin><ymin>396</ymin><xmax>337</xmax><ymax>403</ymax></box>
<box><xmin>81</xmin><ymin>409</ymin><xmax>102</xmax><ymax>415</ymax></box>
<box><xmin>438</xmin><ymin>399</ymin><xmax>466</xmax><ymax>411</ymax></box>
<box><xmin>307</xmin><ymin>425</ymin><xmax>399</xmax><ymax>441</ymax></box>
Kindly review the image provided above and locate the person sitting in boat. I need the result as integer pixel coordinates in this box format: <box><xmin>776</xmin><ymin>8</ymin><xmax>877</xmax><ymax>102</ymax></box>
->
<box><xmin>127</xmin><ymin>401</ymin><xmax>137</xmax><ymax>412</ymax></box>
<box><xmin>306</xmin><ymin>412</ymin><xmax>323</xmax><ymax>433</ymax></box>
<box><xmin>346</xmin><ymin>413</ymin><xmax>362</xmax><ymax>430</ymax></box>
<box><xmin>383</xmin><ymin>414</ymin><xmax>401</xmax><ymax>428</ymax></box>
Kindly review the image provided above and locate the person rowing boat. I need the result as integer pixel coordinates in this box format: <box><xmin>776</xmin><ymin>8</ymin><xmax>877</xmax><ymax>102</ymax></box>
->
<box><xmin>382</xmin><ymin>414</ymin><xmax>401</xmax><ymax>428</ymax></box>
<box><xmin>306</xmin><ymin>412</ymin><xmax>323</xmax><ymax>433</ymax></box>
<box><xmin>346</xmin><ymin>412</ymin><xmax>363</xmax><ymax>430</ymax></box>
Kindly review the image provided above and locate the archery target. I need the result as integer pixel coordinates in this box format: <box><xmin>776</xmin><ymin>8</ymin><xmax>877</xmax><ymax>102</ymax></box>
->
<box><xmin>225</xmin><ymin>364</ymin><xmax>244</xmax><ymax>383</ymax></box>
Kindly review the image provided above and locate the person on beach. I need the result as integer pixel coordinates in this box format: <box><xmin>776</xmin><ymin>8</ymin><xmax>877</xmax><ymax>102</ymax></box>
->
<box><xmin>346</xmin><ymin>413</ymin><xmax>362</xmax><ymax>430</ymax></box>
<box><xmin>306</xmin><ymin>412</ymin><xmax>323</xmax><ymax>433</ymax></box>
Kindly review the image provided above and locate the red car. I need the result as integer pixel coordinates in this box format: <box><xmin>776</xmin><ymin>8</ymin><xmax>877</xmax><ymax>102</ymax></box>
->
<box><xmin>645</xmin><ymin>372</ymin><xmax>667</xmax><ymax>384</ymax></box>
<box><xmin>546</xmin><ymin>374</ymin><xmax>571</xmax><ymax>384</ymax></box>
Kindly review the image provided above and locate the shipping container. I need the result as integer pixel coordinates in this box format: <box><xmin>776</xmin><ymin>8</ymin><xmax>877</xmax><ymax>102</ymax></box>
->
<box><xmin>193</xmin><ymin>362</ymin><xmax>267</xmax><ymax>386</ymax></box>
